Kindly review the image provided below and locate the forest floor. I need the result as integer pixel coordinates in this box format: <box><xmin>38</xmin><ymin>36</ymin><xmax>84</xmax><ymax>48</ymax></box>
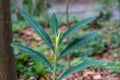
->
<box><xmin>17</xmin><ymin>25</ymin><xmax>120</xmax><ymax>80</ymax></box>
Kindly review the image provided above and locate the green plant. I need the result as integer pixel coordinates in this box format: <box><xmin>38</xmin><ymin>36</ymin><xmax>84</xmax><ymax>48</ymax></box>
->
<box><xmin>11</xmin><ymin>9</ymin><xmax>105</xmax><ymax>80</ymax></box>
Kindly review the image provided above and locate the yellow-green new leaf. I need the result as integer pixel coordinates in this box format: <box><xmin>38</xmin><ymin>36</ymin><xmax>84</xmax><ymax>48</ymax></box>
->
<box><xmin>11</xmin><ymin>43</ymin><xmax>53</xmax><ymax>70</ymax></box>
<box><xmin>59</xmin><ymin>60</ymin><xmax>106</xmax><ymax>80</ymax></box>
<box><xmin>20</xmin><ymin>9</ymin><xmax>54</xmax><ymax>52</ymax></box>
<box><xmin>50</xmin><ymin>13</ymin><xmax>58</xmax><ymax>36</ymax></box>
<box><xmin>59</xmin><ymin>31</ymin><xmax>97</xmax><ymax>58</ymax></box>
<box><xmin>59</xmin><ymin>17</ymin><xmax>95</xmax><ymax>44</ymax></box>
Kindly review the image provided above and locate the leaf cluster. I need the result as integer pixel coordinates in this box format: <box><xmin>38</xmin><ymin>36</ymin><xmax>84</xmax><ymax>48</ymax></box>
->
<box><xmin>11</xmin><ymin>10</ymin><xmax>105</xmax><ymax>79</ymax></box>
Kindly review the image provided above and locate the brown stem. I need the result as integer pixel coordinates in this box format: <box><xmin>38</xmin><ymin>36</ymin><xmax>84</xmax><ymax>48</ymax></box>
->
<box><xmin>66</xmin><ymin>0</ymin><xmax>70</xmax><ymax>25</ymax></box>
<box><xmin>66</xmin><ymin>0</ymin><xmax>71</xmax><ymax>69</ymax></box>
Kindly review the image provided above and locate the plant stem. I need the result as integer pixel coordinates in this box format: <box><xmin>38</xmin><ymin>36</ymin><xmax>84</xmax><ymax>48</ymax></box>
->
<box><xmin>53</xmin><ymin>54</ymin><xmax>57</xmax><ymax>80</ymax></box>
<box><xmin>53</xmin><ymin>34</ymin><xmax>60</xmax><ymax>80</ymax></box>
<box><xmin>66</xmin><ymin>0</ymin><xmax>71</xmax><ymax>69</ymax></box>
<box><xmin>66</xmin><ymin>0</ymin><xmax>70</xmax><ymax>24</ymax></box>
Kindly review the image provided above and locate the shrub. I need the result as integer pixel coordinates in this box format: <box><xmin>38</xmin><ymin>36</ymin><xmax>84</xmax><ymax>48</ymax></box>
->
<box><xmin>11</xmin><ymin>9</ymin><xmax>105</xmax><ymax>80</ymax></box>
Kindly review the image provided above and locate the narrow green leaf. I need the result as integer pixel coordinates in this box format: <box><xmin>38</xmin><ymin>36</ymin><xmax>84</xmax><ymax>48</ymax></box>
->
<box><xmin>59</xmin><ymin>31</ymin><xmax>97</xmax><ymax>58</ymax></box>
<box><xmin>50</xmin><ymin>13</ymin><xmax>58</xmax><ymax>35</ymax></box>
<box><xmin>11</xmin><ymin>43</ymin><xmax>53</xmax><ymax>70</ymax></box>
<box><xmin>59</xmin><ymin>17</ymin><xmax>95</xmax><ymax>44</ymax></box>
<box><xmin>59</xmin><ymin>60</ymin><xmax>105</xmax><ymax>80</ymax></box>
<box><xmin>20</xmin><ymin>9</ymin><xmax>54</xmax><ymax>52</ymax></box>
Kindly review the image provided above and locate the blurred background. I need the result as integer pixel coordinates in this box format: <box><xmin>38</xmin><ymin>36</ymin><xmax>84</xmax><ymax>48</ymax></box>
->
<box><xmin>10</xmin><ymin>0</ymin><xmax>120</xmax><ymax>80</ymax></box>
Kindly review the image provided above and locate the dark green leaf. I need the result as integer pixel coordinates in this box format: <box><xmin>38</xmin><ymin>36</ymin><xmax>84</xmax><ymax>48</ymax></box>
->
<box><xmin>59</xmin><ymin>31</ymin><xmax>97</xmax><ymax>58</ymax></box>
<box><xmin>20</xmin><ymin>9</ymin><xmax>54</xmax><ymax>52</ymax></box>
<box><xmin>59</xmin><ymin>60</ymin><xmax>105</xmax><ymax>80</ymax></box>
<box><xmin>50</xmin><ymin>13</ymin><xmax>58</xmax><ymax>35</ymax></box>
<box><xmin>11</xmin><ymin>43</ymin><xmax>53</xmax><ymax>70</ymax></box>
<box><xmin>59</xmin><ymin>17</ymin><xmax>95</xmax><ymax>44</ymax></box>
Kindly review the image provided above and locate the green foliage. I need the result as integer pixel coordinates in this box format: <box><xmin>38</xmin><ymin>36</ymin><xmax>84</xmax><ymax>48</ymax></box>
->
<box><xmin>59</xmin><ymin>61</ymin><xmax>105</xmax><ymax>80</ymax></box>
<box><xmin>50</xmin><ymin>13</ymin><xmax>58</xmax><ymax>36</ymax></box>
<box><xmin>12</xmin><ymin>21</ymin><xmax>28</xmax><ymax>32</ymax></box>
<box><xmin>11</xmin><ymin>9</ymin><xmax>105</xmax><ymax>79</ymax></box>
<box><xmin>59</xmin><ymin>17</ymin><xmax>95</xmax><ymax>44</ymax></box>
<box><xmin>34</xmin><ymin>61</ymin><xmax>46</xmax><ymax>74</ymax></box>
<box><xmin>96</xmin><ymin>62</ymin><xmax>120</xmax><ymax>73</ymax></box>
<box><xmin>11</xmin><ymin>43</ymin><xmax>53</xmax><ymax>70</ymax></box>
<box><xmin>15</xmin><ymin>53</ymin><xmax>40</xmax><ymax>79</ymax></box>
<box><xmin>59</xmin><ymin>31</ymin><xmax>97</xmax><ymax>58</ymax></box>
<box><xmin>20</xmin><ymin>10</ymin><xmax>54</xmax><ymax>52</ymax></box>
